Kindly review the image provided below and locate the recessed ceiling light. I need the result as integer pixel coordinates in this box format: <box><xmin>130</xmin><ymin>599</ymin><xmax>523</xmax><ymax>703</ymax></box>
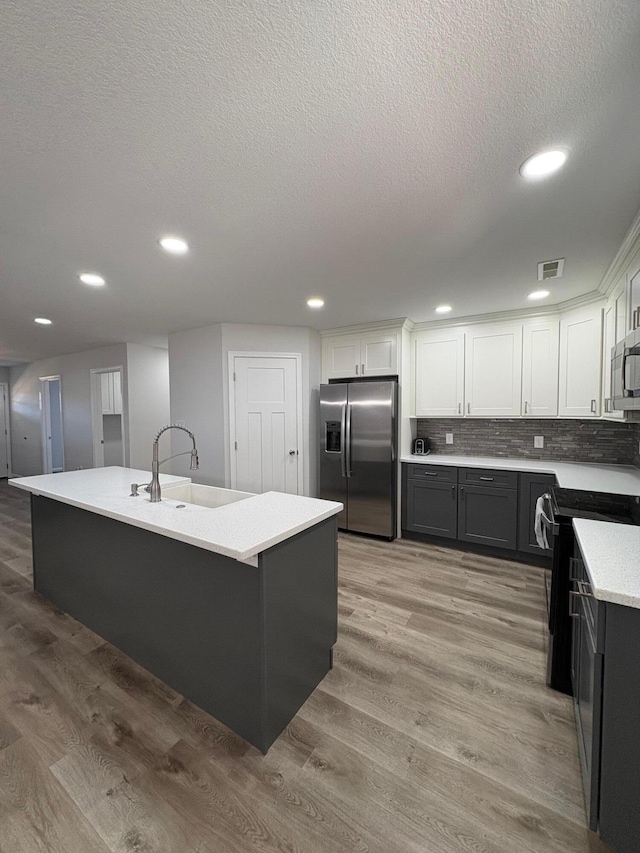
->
<box><xmin>34</xmin><ymin>317</ymin><xmax>52</xmax><ymax>325</ymax></box>
<box><xmin>528</xmin><ymin>290</ymin><xmax>550</xmax><ymax>300</ymax></box>
<box><xmin>79</xmin><ymin>272</ymin><xmax>106</xmax><ymax>286</ymax></box>
<box><xmin>159</xmin><ymin>236</ymin><xmax>189</xmax><ymax>255</ymax></box>
<box><xmin>519</xmin><ymin>149</ymin><xmax>568</xmax><ymax>179</ymax></box>
<box><xmin>435</xmin><ymin>305</ymin><xmax>452</xmax><ymax>314</ymax></box>
<box><xmin>307</xmin><ymin>297</ymin><xmax>324</xmax><ymax>308</ymax></box>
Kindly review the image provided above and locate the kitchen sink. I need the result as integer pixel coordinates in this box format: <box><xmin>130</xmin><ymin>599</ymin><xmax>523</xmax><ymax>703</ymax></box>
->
<box><xmin>161</xmin><ymin>482</ymin><xmax>254</xmax><ymax>509</ymax></box>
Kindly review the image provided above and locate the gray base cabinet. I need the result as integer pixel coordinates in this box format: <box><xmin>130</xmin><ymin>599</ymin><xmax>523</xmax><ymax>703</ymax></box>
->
<box><xmin>572</xmin><ymin>541</ymin><xmax>640</xmax><ymax>852</ymax></box>
<box><xmin>570</xmin><ymin>549</ymin><xmax>604</xmax><ymax>831</ymax></box>
<box><xmin>402</xmin><ymin>465</ymin><xmax>457</xmax><ymax>538</ymax></box>
<box><xmin>457</xmin><ymin>483</ymin><xmax>518</xmax><ymax>550</ymax></box>
<box><xmin>401</xmin><ymin>463</ymin><xmax>553</xmax><ymax>563</ymax></box>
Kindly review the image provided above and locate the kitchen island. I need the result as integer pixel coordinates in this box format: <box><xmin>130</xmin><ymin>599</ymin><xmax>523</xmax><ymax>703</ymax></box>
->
<box><xmin>10</xmin><ymin>467</ymin><xmax>342</xmax><ymax>753</ymax></box>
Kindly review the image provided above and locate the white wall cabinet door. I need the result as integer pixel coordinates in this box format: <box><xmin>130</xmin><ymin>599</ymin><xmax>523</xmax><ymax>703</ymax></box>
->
<box><xmin>558</xmin><ymin>306</ymin><xmax>603</xmax><ymax>417</ymax></box>
<box><xmin>323</xmin><ymin>335</ymin><xmax>361</xmax><ymax>379</ymax></box>
<box><xmin>521</xmin><ymin>321</ymin><xmax>559</xmax><ymax>417</ymax></box>
<box><xmin>100</xmin><ymin>372</ymin><xmax>113</xmax><ymax>414</ymax></box>
<box><xmin>602</xmin><ymin>298</ymin><xmax>624</xmax><ymax>419</ymax></box>
<box><xmin>465</xmin><ymin>324</ymin><xmax>523</xmax><ymax>417</ymax></box>
<box><xmin>323</xmin><ymin>330</ymin><xmax>400</xmax><ymax>380</ymax></box>
<box><xmin>414</xmin><ymin>330</ymin><xmax>465</xmax><ymax>416</ymax></box>
<box><xmin>360</xmin><ymin>332</ymin><xmax>398</xmax><ymax>377</ymax></box>
<box><xmin>614</xmin><ymin>283</ymin><xmax>628</xmax><ymax>343</ymax></box>
<box><xmin>100</xmin><ymin>371</ymin><xmax>123</xmax><ymax>415</ymax></box>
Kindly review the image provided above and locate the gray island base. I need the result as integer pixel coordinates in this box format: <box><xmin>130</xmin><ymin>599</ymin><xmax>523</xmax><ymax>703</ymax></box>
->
<box><xmin>30</xmin><ymin>494</ymin><xmax>338</xmax><ymax>753</ymax></box>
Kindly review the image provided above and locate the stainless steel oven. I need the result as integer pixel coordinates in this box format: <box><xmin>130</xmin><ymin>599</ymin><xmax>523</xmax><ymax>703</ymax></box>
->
<box><xmin>544</xmin><ymin>486</ymin><xmax>640</xmax><ymax>696</ymax></box>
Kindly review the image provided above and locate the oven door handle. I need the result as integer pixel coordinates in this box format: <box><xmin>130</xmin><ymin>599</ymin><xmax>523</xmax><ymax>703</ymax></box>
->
<box><xmin>540</xmin><ymin>494</ymin><xmax>559</xmax><ymax>537</ymax></box>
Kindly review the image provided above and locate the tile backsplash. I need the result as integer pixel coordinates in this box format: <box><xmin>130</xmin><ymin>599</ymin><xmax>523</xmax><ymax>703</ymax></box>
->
<box><xmin>416</xmin><ymin>419</ymin><xmax>640</xmax><ymax>468</ymax></box>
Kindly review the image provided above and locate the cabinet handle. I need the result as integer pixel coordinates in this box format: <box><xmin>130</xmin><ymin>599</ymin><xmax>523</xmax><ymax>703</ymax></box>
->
<box><xmin>355</xmin><ymin>364</ymin><xmax>359</xmax><ymax>375</ymax></box>
<box><xmin>467</xmin><ymin>403</ymin><xmax>470</xmax><ymax>414</ymax></box>
<box><xmin>569</xmin><ymin>556</ymin><xmax>581</xmax><ymax>583</ymax></box>
<box><xmin>423</xmin><ymin>472</ymin><xmax>437</xmax><ymax>477</ymax></box>
<box><xmin>569</xmin><ymin>592</ymin><xmax>579</xmax><ymax>619</ymax></box>
<box><xmin>451</xmin><ymin>486</ymin><xmax>456</xmax><ymax>499</ymax></box>
<box><xmin>479</xmin><ymin>477</ymin><xmax>494</xmax><ymax>481</ymax></box>
<box><xmin>460</xmin><ymin>486</ymin><xmax>464</xmax><ymax>501</ymax></box>
<box><xmin>458</xmin><ymin>403</ymin><xmax>462</xmax><ymax>414</ymax></box>
<box><xmin>524</xmin><ymin>401</ymin><xmax>529</xmax><ymax>415</ymax></box>
<box><xmin>362</xmin><ymin>363</ymin><xmax>365</xmax><ymax>375</ymax></box>
<box><xmin>570</xmin><ymin>587</ymin><xmax>594</xmax><ymax>601</ymax></box>
<box><xmin>590</xmin><ymin>399</ymin><xmax>596</xmax><ymax>414</ymax></box>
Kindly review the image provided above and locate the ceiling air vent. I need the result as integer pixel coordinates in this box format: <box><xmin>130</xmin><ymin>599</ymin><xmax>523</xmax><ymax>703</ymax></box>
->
<box><xmin>537</xmin><ymin>258</ymin><xmax>565</xmax><ymax>281</ymax></box>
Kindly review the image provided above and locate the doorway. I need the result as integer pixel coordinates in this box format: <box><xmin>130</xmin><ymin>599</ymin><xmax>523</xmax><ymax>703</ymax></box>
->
<box><xmin>229</xmin><ymin>353</ymin><xmax>303</xmax><ymax>495</ymax></box>
<box><xmin>40</xmin><ymin>376</ymin><xmax>64</xmax><ymax>473</ymax></box>
<box><xmin>91</xmin><ymin>367</ymin><xmax>125</xmax><ymax>467</ymax></box>
<box><xmin>0</xmin><ymin>383</ymin><xmax>11</xmax><ymax>478</ymax></box>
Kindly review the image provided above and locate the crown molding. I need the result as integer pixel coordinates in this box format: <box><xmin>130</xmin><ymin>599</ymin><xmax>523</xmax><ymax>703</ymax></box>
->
<box><xmin>320</xmin><ymin>292</ymin><xmax>607</xmax><ymax>338</ymax></box>
<box><xmin>408</xmin><ymin>291</ymin><xmax>604</xmax><ymax>333</ymax></box>
<box><xmin>598</xmin><ymin>207</ymin><xmax>640</xmax><ymax>298</ymax></box>
<box><xmin>319</xmin><ymin>317</ymin><xmax>413</xmax><ymax>337</ymax></box>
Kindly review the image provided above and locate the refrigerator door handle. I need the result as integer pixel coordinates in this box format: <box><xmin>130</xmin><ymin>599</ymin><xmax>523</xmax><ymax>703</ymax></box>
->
<box><xmin>345</xmin><ymin>403</ymin><xmax>352</xmax><ymax>478</ymax></box>
<box><xmin>340</xmin><ymin>403</ymin><xmax>347</xmax><ymax>478</ymax></box>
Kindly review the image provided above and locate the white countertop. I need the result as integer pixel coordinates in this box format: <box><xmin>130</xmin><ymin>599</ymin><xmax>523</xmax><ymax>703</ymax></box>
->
<box><xmin>10</xmin><ymin>467</ymin><xmax>343</xmax><ymax>563</ymax></box>
<box><xmin>573</xmin><ymin>519</ymin><xmax>640</xmax><ymax>608</ymax></box>
<box><xmin>401</xmin><ymin>454</ymin><xmax>640</xmax><ymax>496</ymax></box>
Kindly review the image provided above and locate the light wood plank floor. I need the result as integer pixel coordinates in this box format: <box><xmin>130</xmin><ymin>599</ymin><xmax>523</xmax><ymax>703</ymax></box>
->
<box><xmin>0</xmin><ymin>480</ymin><xmax>611</xmax><ymax>853</ymax></box>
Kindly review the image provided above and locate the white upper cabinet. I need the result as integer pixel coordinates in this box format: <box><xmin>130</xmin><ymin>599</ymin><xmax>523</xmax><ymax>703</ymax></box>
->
<box><xmin>100</xmin><ymin>371</ymin><xmax>123</xmax><ymax>415</ymax></box>
<box><xmin>628</xmin><ymin>264</ymin><xmax>640</xmax><ymax>335</ymax></box>
<box><xmin>602</xmin><ymin>283</ymin><xmax>626</xmax><ymax>419</ymax></box>
<box><xmin>323</xmin><ymin>334</ymin><xmax>361</xmax><ymax>379</ymax></box>
<box><xmin>558</xmin><ymin>305</ymin><xmax>603</xmax><ymax>417</ymax></box>
<box><xmin>322</xmin><ymin>330</ymin><xmax>399</xmax><ymax>380</ymax></box>
<box><xmin>521</xmin><ymin>320</ymin><xmax>559</xmax><ymax>417</ymax></box>
<box><xmin>465</xmin><ymin>324</ymin><xmax>523</xmax><ymax>417</ymax></box>
<box><xmin>414</xmin><ymin>330</ymin><xmax>465</xmax><ymax>417</ymax></box>
<box><xmin>361</xmin><ymin>332</ymin><xmax>398</xmax><ymax>376</ymax></box>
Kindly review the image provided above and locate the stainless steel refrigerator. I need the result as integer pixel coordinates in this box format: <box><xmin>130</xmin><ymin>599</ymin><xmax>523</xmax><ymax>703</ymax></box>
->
<box><xmin>319</xmin><ymin>379</ymin><xmax>397</xmax><ymax>539</ymax></box>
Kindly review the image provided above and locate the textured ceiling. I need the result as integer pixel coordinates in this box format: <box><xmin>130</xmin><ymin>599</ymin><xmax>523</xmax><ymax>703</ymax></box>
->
<box><xmin>2</xmin><ymin>0</ymin><xmax>640</xmax><ymax>363</ymax></box>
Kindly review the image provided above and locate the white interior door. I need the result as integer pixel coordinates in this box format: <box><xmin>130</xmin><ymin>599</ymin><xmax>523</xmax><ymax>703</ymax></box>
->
<box><xmin>0</xmin><ymin>385</ymin><xmax>9</xmax><ymax>477</ymax></box>
<box><xmin>231</xmin><ymin>355</ymin><xmax>301</xmax><ymax>495</ymax></box>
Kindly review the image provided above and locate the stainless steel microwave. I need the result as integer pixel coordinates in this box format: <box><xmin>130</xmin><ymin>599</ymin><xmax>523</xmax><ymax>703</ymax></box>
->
<box><xmin>611</xmin><ymin>329</ymin><xmax>640</xmax><ymax>410</ymax></box>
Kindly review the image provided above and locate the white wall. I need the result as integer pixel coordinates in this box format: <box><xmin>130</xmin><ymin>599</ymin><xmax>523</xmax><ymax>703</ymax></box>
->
<box><xmin>168</xmin><ymin>324</ymin><xmax>225</xmax><ymax>486</ymax></box>
<box><xmin>9</xmin><ymin>344</ymin><xmax>128</xmax><ymax>476</ymax></box>
<box><xmin>168</xmin><ymin>323</ymin><xmax>321</xmax><ymax>496</ymax></box>
<box><xmin>125</xmin><ymin>344</ymin><xmax>170</xmax><ymax>471</ymax></box>
<box><xmin>0</xmin><ymin>367</ymin><xmax>9</xmax><ymax>384</ymax></box>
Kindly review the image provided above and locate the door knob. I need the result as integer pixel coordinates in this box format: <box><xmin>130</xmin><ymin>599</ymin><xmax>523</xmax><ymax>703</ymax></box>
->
<box><xmin>289</xmin><ymin>450</ymin><xmax>297</xmax><ymax>456</ymax></box>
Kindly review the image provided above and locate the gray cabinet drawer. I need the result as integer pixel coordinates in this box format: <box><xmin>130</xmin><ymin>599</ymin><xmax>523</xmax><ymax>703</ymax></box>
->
<box><xmin>459</xmin><ymin>467</ymin><xmax>518</xmax><ymax>490</ymax></box>
<box><xmin>405</xmin><ymin>464</ymin><xmax>457</xmax><ymax>483</ymax></box>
